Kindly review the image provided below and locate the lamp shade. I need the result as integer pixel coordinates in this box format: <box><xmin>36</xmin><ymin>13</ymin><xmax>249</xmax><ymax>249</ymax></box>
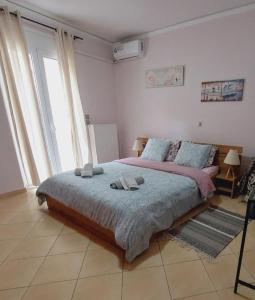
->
<box><xmin>132</xmin><ymin>139</ymin><xmax>143</xmax><ymax>152</ymax></box>
<box><xmin>224</xmin><ymin>149</ymin><xmax>240</xmax><ymax>166</ymax></box>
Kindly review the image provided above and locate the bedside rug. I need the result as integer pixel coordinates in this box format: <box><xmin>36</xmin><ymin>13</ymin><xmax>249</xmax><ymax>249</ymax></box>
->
<box><xmin>168</xmin><ymin>206</ymin><xmax>246</xmax><ymax>258</ymax></box>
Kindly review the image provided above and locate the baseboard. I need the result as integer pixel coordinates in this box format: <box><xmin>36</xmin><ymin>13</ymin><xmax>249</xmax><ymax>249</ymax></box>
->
<box><xmin>0</xmin><ymin>188</ymin><xmax>27</xmax><ymax>199</ymax></box>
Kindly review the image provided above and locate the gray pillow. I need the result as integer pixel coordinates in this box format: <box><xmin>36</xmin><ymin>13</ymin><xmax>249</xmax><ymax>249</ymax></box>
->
<box><xmin>174</xmin><ymin>141</ymin><xmax>212</xmax><ymax>169</ymax></box>
<box><xmin>141</xmin><ymin>138</ymin><xmax>172</xmax><ymax>161</ymax></box>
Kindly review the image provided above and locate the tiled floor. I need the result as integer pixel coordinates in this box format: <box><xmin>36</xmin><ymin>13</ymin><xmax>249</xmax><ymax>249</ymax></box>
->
<box><xmin>0</xmin><ymin>190</ymin><xmax>254</xmax><ymax>300</ymax></box>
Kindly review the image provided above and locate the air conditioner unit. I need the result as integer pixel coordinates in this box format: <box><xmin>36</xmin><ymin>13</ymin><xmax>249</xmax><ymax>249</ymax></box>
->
<box><xmin>113</xmin><ymin>40</ymin><xmax>144</xmax><ymax>61</ymax></box>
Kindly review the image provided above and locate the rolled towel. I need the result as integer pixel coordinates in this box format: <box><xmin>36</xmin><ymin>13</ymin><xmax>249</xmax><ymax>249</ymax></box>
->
<box><xmin>74</xmin><ymin>168</ymin><xmax>83</xmax><ymax>176</ymax></box>
<box><xmin>74</xmin><ymin>166</ymin><xmax>104</xmax><ymax>176</ymax></box>
<box><xmin>110</xmin><ymin>176</ymin><xmax>144</xmax><ymax>190</ymax></box>
<box><xmin>93</xmin><ymin>167</ymin><xmax>104</xmax><ymax>175</ymax></box>
<box><xmin>81</xmin><ymin>163</ymin><xmax>93</xmax><ymax>177</ymax></box>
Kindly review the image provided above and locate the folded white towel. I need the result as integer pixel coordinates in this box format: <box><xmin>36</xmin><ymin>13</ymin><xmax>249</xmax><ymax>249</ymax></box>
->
<box><xmin>81</xmin><ymin>163</ymin><xmax>93</xmax><ymax>177</ymax></box>
<box><xmin>74</xmin><ymin>166</ymin><xmax>104</xmax><ymax>176</ymax></box>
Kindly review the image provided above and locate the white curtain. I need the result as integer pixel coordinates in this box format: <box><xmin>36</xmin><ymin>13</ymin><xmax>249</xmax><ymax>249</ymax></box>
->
<box><xmin>0</xmin><ymin>8</ymin><xmax>52</xmax><ymax>186</ymax></box>
<box><xmin>55</xmin><ymin>28</ymin><xmax>90</xmax><ymax>167</ymax></box>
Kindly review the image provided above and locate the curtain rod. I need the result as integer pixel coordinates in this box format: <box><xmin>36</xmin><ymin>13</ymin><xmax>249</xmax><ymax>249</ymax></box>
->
<box><xmin>0</xmin><ymin>8</ymin><xmax>83</xmax><ymax>40</ymax></box>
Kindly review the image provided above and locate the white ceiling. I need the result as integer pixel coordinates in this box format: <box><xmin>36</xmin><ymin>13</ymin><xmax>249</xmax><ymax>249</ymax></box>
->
<box><xmin>9</xmin><ymin>0</ymin><xmax>255</xmax><ymax>42</ymax></box>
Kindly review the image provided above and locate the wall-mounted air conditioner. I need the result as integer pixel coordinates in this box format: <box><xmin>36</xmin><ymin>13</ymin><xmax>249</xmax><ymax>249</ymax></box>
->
<box><xmin>113</xmin><ymin>40</ymin><xmax>144</xmax><ymax>61</ymax></box>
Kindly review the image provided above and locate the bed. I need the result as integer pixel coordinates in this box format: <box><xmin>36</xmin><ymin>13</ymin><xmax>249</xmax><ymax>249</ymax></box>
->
<box><xmin>36</xmin><ymin>141</ymin><xmax>242</xmax><ymax>261</ymax></box>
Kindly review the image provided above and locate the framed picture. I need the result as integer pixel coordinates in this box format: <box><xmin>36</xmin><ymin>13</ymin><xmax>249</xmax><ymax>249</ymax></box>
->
<box><xmin>201</xmin><ymin>79</ymin><xmax>244</xmax><ymax>102</ymax></box>
<box><xmin>145</xmin><ymin>65</ymin><xmax>184</xmax><ymax>88</ymax></box>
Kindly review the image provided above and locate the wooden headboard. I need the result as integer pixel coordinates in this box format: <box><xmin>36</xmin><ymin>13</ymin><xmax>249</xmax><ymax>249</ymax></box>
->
<box><xmin>136</xmin><ymin>137</ymin><xmax>243</xmax><ymax>174</ymax></box>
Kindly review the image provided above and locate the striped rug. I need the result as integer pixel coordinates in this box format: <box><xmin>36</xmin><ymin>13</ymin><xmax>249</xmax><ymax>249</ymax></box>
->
<box><xmin>168</xmin><ymin>206</ymin><xmax>246</xmax><ymax>258</ymax></box>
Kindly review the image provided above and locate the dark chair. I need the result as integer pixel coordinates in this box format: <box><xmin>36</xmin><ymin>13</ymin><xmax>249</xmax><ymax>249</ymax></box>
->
<box><xmin>234</xmin><ymin>188</ymin><xmax>255</xmax><ymax>293</ymax></box>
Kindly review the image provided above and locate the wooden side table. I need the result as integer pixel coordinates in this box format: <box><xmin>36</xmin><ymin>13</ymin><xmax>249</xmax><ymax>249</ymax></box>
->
<box><xmin>214</xmin><ymin>173</ymin><xmax>238</xmax><ymax>198</ymax></box>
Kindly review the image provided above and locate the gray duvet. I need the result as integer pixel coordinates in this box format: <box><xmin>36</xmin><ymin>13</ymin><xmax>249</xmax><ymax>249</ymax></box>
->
<box><xmin>36</xmin><ymin>161</ymin><xmax>203</xmax><ymax>261</ymax></box>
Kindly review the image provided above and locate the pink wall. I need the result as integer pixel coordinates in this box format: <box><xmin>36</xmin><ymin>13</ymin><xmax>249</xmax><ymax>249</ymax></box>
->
<box><xmin>74</xmin><ymin>38</ymin><xmax>112</xmax><ymax>62</ymax></box>
<box><xmin>75</xmin><ymin>52</ymin><xmax>115</xmax><ymax>124</ymax></box>
<box><xmin>114</xmin><ymin>10</ymin><xmax>255</xmax><ymax>158</ymax></box>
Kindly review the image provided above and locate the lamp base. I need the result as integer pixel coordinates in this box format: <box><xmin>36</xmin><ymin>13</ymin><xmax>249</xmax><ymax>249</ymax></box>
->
<box><xmin>225</xmin><ymin>166</ymin><xmax>236</xmax><ymax>179</ymax></box>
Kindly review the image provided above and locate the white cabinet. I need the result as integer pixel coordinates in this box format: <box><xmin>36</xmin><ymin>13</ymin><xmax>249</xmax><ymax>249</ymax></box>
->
<box><xmin>88</xmin><ymin>124</ymin><xmax>119</xmax><ymax>164</ymax></box>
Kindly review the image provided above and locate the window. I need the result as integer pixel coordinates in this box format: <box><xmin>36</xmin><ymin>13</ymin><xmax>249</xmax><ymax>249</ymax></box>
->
<box><xmin>43</xmin><ymin>57</ymin><xmax>74</xmax><ymax>171</ymax></box>
<box><xmin>25</xmin><ymin>28</ymin><xmax>75</xmax><ymax>178</ymax></box>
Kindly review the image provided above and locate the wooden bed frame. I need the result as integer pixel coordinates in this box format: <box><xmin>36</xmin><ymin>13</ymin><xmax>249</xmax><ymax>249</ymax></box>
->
<box><xmin>46</xmin><ymin>194</ymin><xmax>210</xmax><ymax>248</ymax></box>
<box><xmin>47</xmin><ymin>196</ymin><xmax>119</xmax><ymax>247</ymax></box>
<box><xmin>45</xmin><ymin>140</ymin><xmax>243</xmax><ymax>249</ymax></box>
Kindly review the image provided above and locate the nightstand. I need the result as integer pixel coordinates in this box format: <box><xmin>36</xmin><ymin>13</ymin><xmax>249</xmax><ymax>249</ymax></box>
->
<box><xmin>215</xmin><ymin>173</ymin><xmax>239</xmax><ymax>198</ymax></box>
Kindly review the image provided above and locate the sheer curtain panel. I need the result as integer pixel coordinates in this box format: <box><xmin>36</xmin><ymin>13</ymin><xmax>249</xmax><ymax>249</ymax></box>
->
<box><xmin>55</xmin><ymin>28</ymin><xmax>90</xmax><ymax>167</ymax></box>
<box><xmin>0</xmin><ymin>8</ymin><xmax>52</xmax><ymax>185</ymax></box>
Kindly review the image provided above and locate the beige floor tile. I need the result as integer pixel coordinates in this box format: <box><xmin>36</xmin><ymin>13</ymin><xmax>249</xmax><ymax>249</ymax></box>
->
<box><xmin>210</xmin><ymin>196</ymin><xmax>246</xmax><ymax>215</ymax></box>
<box><xmin>10</xmin><ymin>210</ymin><xmax>45</xmax><ymax>223</ymax></box>
<box><xmin>243</xmin><ymin>250</ymin><xmax>255</xmax><ymax>278</ymax></box>
<box><xmin>159</xmin><ymin>239</ymin><xmax>199</xmax><ymax>265</ymax></box>
<box><xmin>218</xmin><ymin>286</ymin><xmax>255</xmax><ymax>300</ymax></box>
<box><xmin>0</xmin><ymin>210</ymin><xmax>17</xmax><ymax>224</ymax></box>
<box><xmin>181</xmin><ymin>292</ymin><xmax>220</xmax><ymax>300</ymax></box>
<box><xmin>0</xmin><ymin>223</ymin><xmax>35</xmax><ymax>240</ymax></box>
<box><xmin>203</xmin><ymin>254</ymin><xmax>253</xmax><ymax>290</ymax></box>
<box><xmin>122</xmin><ymin>266</ymin><xmax>170</xmax><ymax>300</ymax></box>
<box><xmin>23</xmin><ymin>280</ymin><xmax>76</xmax><ymax>300</ymax></box>
<box><xmin>165</xmin><ymin>260</ymin><xmax>214</xmax><ymax>299</ymax></box>
<box><xmin>80</xmin><ymin>242</ymin><xmax>123</xmax><ymax>277</ymax></box>
<box><xmin>29</xmin><ymin>218</ymin><xmax>63</xmax><ymax>237</ymax></box>
<box><xmin>0</xmin><ymin>197</ymin><xmax>29</xmax><ymax>211</ymax></box>
<box><xmin>7</xmin><ymin>236</ymin><xmax>57</xmax><ymax>260</ymax></box>
<box><xmin>229</xmin><ymin>232</ymin><xmax>255</xmax><ymax>253</ymax></box>
<box><xmin>0</xmin><ymin>257</ymin><xmax>43</xmax><ymax>290</ymax></box>
<box><xmin>124</xmin><ymin>241</ymin><xmax>162</xmax><ymax>271</ymax></box>
<box><xmin>32</xmin><ymin>252</ymin><xmax>84</xmax><ymax>285</ymax></box>
<box><xmin>49</xmin><ymin>232</ymin><xmax>90</xmax><ymax>255</ymax></box>
<box><xmin>0</xmin><ymin>287</ymin><xmax>26</xmax><ymax>300</ymax></box>
<box><xmin>248</xmin><ymin>220</ymin><xmax>255</xmax><ymax>233</ymax></box>
<box><xmin>0</xmin><ymin>239</ymin><xmax>21</xmax><ymax>261</ymax></box>
<box><xmin>73</xmin><ymin>273</ymin><xmax>122</xmax><ymax>300</ymax></box>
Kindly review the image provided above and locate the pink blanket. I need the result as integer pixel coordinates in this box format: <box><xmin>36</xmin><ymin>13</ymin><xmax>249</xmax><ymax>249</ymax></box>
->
<box><xmin>115</xmin><ymin>157</ymin><xmax>216</xmax><ymax>197</ymax></box>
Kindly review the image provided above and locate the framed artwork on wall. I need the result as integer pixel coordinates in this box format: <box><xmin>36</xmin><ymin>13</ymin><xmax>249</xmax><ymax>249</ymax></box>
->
<box><xmin>201</xmin><ymin>79</ymin><xmax>244</xmax><ymax>102</ymax></box>
<box><xmin>145</xmin><ymin>65</ymin><xmax>184</xmax><ymax>88</ymax></box>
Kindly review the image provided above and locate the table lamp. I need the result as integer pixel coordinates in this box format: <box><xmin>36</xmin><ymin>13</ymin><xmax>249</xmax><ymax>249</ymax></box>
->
<box><xmin>132</xmin><ymin>139</ymin><xmax>143</xmax><ymax>157</ymax></box>
<box><xmin>224</xmin><ymin>149</ymin><xmax>240</xmax><ymax>178</ymax></box>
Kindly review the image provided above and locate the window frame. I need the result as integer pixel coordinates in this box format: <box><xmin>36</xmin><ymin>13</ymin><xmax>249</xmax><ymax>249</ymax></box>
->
<box><xmin>25</xmin><ymin>28</ymin><xmax>62</xmax><ymax>174</ymax></box>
